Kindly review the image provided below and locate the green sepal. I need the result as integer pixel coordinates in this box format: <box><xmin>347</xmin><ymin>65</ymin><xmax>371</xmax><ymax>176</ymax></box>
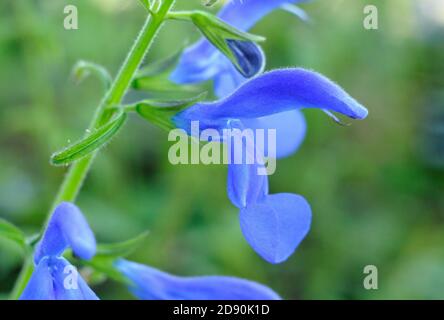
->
<box><xmin>132</xmin><ymin>49</ymin><xmax>201</xmax><ymax>94</ymax></box>
<box><xmin>189</xmin><ymin>11</ymin><xmax>265</xmax><ymax>43</ymax></box>
<box><xmin>134</xmin><ymin>92</ymin><xmax>207</xmax><ymax>130</ymax></box>
<box><xmin>169</xmin><ymin>10</ymin><xmax>265</xmax><ymax>76</ymax></box>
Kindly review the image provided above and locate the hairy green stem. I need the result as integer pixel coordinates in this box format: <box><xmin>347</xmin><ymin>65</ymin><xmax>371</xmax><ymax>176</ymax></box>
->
<box><xmin>9</xmin><ymin>0</ymin><xmax>175</xmax><ymax>299</ymax></box>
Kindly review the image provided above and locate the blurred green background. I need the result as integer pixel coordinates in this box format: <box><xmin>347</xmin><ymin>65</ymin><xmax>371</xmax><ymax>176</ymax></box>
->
<box><xmin>1</xmin><ymin>0</ymin><xmax>444</xmax><ymax>299</ymax></box>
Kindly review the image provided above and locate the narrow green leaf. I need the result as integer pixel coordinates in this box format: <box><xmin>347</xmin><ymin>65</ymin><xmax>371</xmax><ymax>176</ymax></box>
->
<box><xmin>0</xmin><ymin>218</ymin><xmax>27</xmax><ymax>249</ymax></box>
<box><xmin>96</xmin><ymin>231</ymin><xmax>150</xmax><ymax>257</ymax></box>
<box><xmin>51</xmin><ymin>111</ymin><xmax>127</xmax><ymax>166</ymax></box>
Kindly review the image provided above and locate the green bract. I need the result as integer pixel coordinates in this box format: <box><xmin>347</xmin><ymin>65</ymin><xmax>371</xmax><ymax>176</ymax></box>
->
<box><xmin>134</xmin><ymin>92</ymin><xmax>207</xmax><ymax>130</ymax></box>
<box><xmin>132</xmin><ymin>48</ymin><xmax>200</xmax><ymax>93</ymax></box>
<box><xmin>51</xmin><ymin>111</ymin><xmax>127</xmax><ymax>166</ymax></box>
<box><xmin>168</xmin><ymin>10</ymin><xmax>265</xmax><ymax>76</ymax></box>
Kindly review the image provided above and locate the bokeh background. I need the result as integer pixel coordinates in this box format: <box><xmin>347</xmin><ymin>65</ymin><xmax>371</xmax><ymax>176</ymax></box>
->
<box><xmin>1</xmin><ymin>0</ymin><xmax>444</xmax><ymax>299</ymax></box>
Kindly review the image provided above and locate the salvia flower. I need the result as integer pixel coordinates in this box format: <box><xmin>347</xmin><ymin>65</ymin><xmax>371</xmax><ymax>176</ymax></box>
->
<box><xmin>19</xmin><ymin>202</ymin><xmax>281</xmax><ymax>300</ymax></box>
<box><xmin>171</xmin><ymin>0</ymin><xmax>309</xmax><ymax>167</ymax></box>
<box><xmin>115</xmin><ymin>259</ymin><xmax>280</xmax><ymax>300</ymax></box>
<box><xmin>20</xmin><ymin>202</ymin><xmax>98</xmax><ymax>300</ymax></box>
<box><xmin>173</xmin><ymin>68</ymin><xmax>368</xmax><ymax>263</ymax></box>
<box><xmin>171</xmin><ymin>0</ymin><xmax>309</xmax><ymax>98</ymax></box>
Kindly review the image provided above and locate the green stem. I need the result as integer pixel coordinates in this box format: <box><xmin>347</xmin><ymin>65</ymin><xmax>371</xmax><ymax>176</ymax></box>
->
<box><xmin>9</xmin><ymin>0</ymin><xmax>175</xmax><ymax>300</ymax></box>
<box><xmin>53</xmin><ymin>0</ymin><xmax>174</xmax><ymax>208</ymax></box>
<box><xmin>9</xmin><ymin>257</ymin><xmax>34</xmax><ymax>300</ymax></box>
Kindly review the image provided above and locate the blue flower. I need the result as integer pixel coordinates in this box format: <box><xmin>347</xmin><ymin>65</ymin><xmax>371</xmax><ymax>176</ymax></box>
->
<box><xmin>20</xmin><ymin>202</ymin><xmax>98</xmax><ymax>300</ymax></box>
<box><xmin>171</xmin><ymin>0</ymin><xmax>308</xmax><ymax>98</ymax></box>
<box><xmin>175</xmin><ymin>69</ymin><xmax>368</xmax><ymax>126</ymax></box>
<box><xmin>173</xmin><ymin>68</ymin><xmax>368</xmax><ymax>263</ymax></box>
<box><xmin>115</xmin><ymin>259</ymin><xmax>280</xmax><ymax>300</ymax></box>
<box><xmin>20</xmin><ymin>202</ymin><xmax>280</xmax><ymax>300</ymax></box>
<box><xmin>171</xmin><ymin>0</ymin><xmax>310</xmax><ymax>169</ymax></box>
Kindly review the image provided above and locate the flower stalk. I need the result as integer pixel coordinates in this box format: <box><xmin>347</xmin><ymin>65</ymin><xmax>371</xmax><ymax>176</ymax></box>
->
<box><xmin>9</xmin><ymin>0</ymin><xmax>176</xmax><ymax>299</ymax></box>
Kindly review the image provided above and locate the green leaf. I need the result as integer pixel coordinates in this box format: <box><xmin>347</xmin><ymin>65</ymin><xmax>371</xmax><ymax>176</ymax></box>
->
<box><xmin>72</xmin><ymin>60</ymin><xmax>112</xmax><ymax>90</ymax></box>
<box><xmin>51</xmin><ymin>110</ymin><xmax>127</xmax><ymax>166</ymax></box>
<box><xmin>135</xmin><ymin>92</ymin><xmax>207</xmax><ymax>130</ymax></box>
<box><xmin>0</xmin><ymin>218</ymin><xmax>27</xmax><ymax>249</ymax></box>
<box><xmin>96</xmin><ymin>231</ymin><xmax>150</xmax><ymax>257</ymax></box>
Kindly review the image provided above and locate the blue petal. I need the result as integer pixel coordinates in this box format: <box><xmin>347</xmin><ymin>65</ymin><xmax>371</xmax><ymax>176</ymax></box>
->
<box><xmin>171</xmin><ymin>38</ymin><xmax>264</xmax><ymax>85</ymax></box>
<box><xmin>224</xmin><ymin>120</ymin><xmax>268</xmax><ymax>208</ymax></box>
<box><xmin>170</xmin><ymin>40</ymin><xmax>223</xmax><ymax>84</ymax></box>
<box><xmin>239</xmin><ymin>193</ymin><xmax>312</xmax><ymax>264</ymax></box>
<box><xmin>227</xmin><ymin>162</ymin><xmax>268</xmax><ymax>209</ymax></box>
<box><xmin>242</xmin><ymin>110</ymin><xmax>307</xmax><ymax>159</ymax></box>
<box><xmin>174</xmin><ymin>68</ymin><xmax>368</xmax><ymax>131</ymax></box>
<box><xmin>20</xmin><ymin>257</ymin><xmax>99</xmax><ymax>300</ymax></box>
<box><xmin>219</xmin><ymin>0</ymin><xmax>309</xmax><ymax>31</ymax></box>
<box><xmin>20</xmin><ymin>257</ymin><xmax>55</xmax><ymax>300</ymax></box>
<box><xmin>226</xmin><ymin>132</ymin><xmax>268</xmax><ymax>208</ymax></box>
<box><xmin>213</xmin><ymin>68</ymin><xmax>307</xmax><ymax>160</ymax></box>
<box><xmin>115</xmin><ymin>259</ymin><xmax>281</xmax><ymax>300</ymax></box>
<box><xmin>213</xmin><ymin>43</ymin><xmax>266</xmax><ymax>98</ymax></box>
<box><xmin>34</xmin><ymin>202</ymin><xmax>96</xmax><ymax>263</ymax></box>
<box><xmin>50</xmin><ymin>257</ymin><xmax>99</xmax><ymax>300</ymax></box>
<box><xmin>226</xmin><ymin>40</ymin><xmax>265</xmax><ymax>78</ymax></box>
<box><xmin>213</xmin><ymin>60</ymin><xmax>247</xmax><ymax>98</ymax></box>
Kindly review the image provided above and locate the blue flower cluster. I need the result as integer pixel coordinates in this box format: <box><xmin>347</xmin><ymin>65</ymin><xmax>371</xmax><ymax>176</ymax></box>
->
<box><xmin>21</xmin><ymin>203</ymin><xmax>280</xmax><ymax>300</ymax></box>
<box><xmin>20</xmin><ymin>0</ymin><xmax>368</xmax><ymax>300</ymax></box>
<box><xmin>171</xmin><ymin>0</ymin><xmax>368</xmax><ymax>263</ymax></box>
